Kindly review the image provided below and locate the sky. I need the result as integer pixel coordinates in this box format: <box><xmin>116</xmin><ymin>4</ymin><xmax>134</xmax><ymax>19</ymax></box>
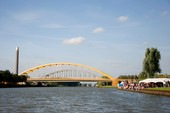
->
<box><xmin>0</xmin><ymin>0</ymin><xmax>170</xmax><ymax>77</ymax></box>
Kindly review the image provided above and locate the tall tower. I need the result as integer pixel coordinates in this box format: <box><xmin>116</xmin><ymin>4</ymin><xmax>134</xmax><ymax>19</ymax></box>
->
<box><xmin>16</xmin><ymin>47</ymin><xmax>19</xmax><ymax>75</ymax></box>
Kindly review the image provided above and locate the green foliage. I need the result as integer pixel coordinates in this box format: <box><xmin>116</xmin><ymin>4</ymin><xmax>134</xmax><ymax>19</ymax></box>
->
<box><xmin>143</xmin><ymin>48</ymin><xmax>161</xmax><ymax>78</ymax></box>
<box><xmin>0</xmin><ymin>70</ymin><xmax>27</xmax><ymax>84</ymax></box>
<box><xmin>138</xmin><ymin>72</ymin><xmax>147</xmax><ymax>80</ymax></box>
<box><xmin>97</xmin><ymin>76</ymin><xmax>112</xmax><ymax>87</ymax></box>
<box><xmin>47</xmin><ymin>82</ymin><xmax>80</xmax><ymax>87</ymax></box>
<box><xmin>19</xmin><ymin>75</ymin><xmax>27</xmax><ymax>82</ymax></box>
<box><xmin>97</xmin><ymin>81</ymin><xmax>103</xmax><ymax>87</ymax></box>
<box><xmin>154</xmin><ymin>74</ymin><xmax>170</xmax><ymax>78</ymax></box>
<box><xmin>118</xmin><ymin>75</ymin><xmax>138</xmax><ymax>80</ymax></box>
<box><xmin>138</xmin><ymin>73</ymin><xmax>170</xmax><ymax>81</ymax></box>
<box><xmin>47</xmin><ymin>82</ymin><xmax>59</xmax><ymax>86</ymax></box>
<box><xmin>101</xmin><ymin>76</ymin><xmax>109</xmax><ymax>79</ymax></box>
<box><xmin>0</xmin><ymin>72</ymin><xmax>3</xmax><ymax>82</ymax></box>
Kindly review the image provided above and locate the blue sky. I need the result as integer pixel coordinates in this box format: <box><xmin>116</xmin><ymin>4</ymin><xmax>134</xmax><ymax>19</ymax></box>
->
<box><xmin>0</xmin><ymin>0</ymin><xmax>170</xmax><ymax>77</ymax></box>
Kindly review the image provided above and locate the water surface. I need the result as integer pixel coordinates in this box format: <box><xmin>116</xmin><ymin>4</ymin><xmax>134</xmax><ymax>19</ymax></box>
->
<box><xmin>0</xmin><ymin>87</ymin><xmax>170</xmax><ymax>113</ymax></box>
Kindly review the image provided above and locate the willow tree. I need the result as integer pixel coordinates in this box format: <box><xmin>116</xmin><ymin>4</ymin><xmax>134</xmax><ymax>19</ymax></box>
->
<box><xmin>143</xmin><ymin>48</ymin><xmax>161</xmax><ymax>78</ymax></box>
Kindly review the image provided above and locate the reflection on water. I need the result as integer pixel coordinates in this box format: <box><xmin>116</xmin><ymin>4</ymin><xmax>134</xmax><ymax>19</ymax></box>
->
<box><xmin>0</xmin><ymin>87</ymin><xmax>170</xmax><ymax>113</ymax></box>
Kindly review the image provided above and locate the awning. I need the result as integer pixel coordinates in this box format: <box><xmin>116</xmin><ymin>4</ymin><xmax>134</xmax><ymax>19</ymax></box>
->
<box><xmin>139</xmin><ymin>78</ymin><xmax>170</xmax><ymax>84</ymax></box>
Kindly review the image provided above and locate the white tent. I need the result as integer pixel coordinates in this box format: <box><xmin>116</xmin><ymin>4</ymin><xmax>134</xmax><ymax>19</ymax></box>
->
<box><xmin>139</xmin><ymin>78</ymin><xmax>170</xmax><ymax>84</ymax></box>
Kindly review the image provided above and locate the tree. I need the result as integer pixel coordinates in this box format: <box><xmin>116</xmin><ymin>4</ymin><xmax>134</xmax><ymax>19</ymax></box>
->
<box><xmin>138</xmin><ymin>71</ymin><xmax>147</xmax><ymax>80</ymax></box>
<box><xmin>0</xmin><ymin>71</ymin><xmax>4</xmax><ymax>83</ymax></box>
<box><xmin>98</xmin><ymin>76</ymin><xmax>111</xmax><ymax>86</ymax></box>
<box><xmin>134</xmin><ymin>75</ymin><xmax>138</xmax><ymax>80</ymax></box>
<box><xmin>3</xmin><ymin>70</ymin><xmax>12</xmax><ymax>83</ymax></box>
<box><xmin>143</xmin><ymin>48</ymin><xmax>161</xmax><ymax>78</ymax></box>
<box><xmin>19</xmin><ymin>75</ymin><xmax>27</xmax><ymax>82</ymax></box>
<box><xmin>0</xmin><ymin>70</ymin><xmax>28</xmax><ymax>85</ymax></box>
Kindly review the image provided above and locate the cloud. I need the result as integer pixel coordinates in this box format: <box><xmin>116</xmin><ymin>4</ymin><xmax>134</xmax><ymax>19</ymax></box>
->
<box><xmin>117</xmin><ymin>16</ymin><xmax>128</xmax><ymax>22</ymax></box>
<box><xmin>63</xmin><ymin>36</ymin><xmax>85</xmax><ymax>45</ymax></box>
<box><xmin>161</xmin><ymin>11</ymin><xmax>168</xmax><ymax>16</ymax></box>
<box><xmin>93</xmin><ymin>27</ymin><xmax>105</xmax><ymax>33</ymax></box>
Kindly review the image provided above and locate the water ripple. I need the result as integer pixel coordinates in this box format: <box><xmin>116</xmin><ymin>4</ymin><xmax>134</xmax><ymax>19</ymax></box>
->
<box><xmin>0</xmin><ymin>87</ymin><xmax>170</xmax><ymax>113</ymax></box>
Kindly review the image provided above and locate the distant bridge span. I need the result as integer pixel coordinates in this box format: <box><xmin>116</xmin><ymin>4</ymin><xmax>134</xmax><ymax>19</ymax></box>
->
<box><xmin>19</xmin><ymin>62</ymin><xmax>117</xmax><ymax>86</ymax></box>
<box><xmin>26</xmin><ymin>78</ymin><xmax>112</xmax><ymax>82</ymax></box>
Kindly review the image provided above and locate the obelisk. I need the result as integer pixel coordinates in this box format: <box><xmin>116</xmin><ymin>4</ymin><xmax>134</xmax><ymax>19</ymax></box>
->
<box><xmin>16</xmin><ymin>47</ymin><xmax>19</xmax><ymax>75</ymax></box>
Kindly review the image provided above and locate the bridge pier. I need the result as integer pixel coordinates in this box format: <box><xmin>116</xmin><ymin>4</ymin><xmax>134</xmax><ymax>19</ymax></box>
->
<box><xmin>112</xmin><ymin>79</ymin><xmax>118</xmax><ymax>87</ymax></box>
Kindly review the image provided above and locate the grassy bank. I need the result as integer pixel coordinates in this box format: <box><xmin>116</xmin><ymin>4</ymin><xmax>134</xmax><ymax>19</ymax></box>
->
<box><xmin>147</xmin><ymin>87</ymin><xmax>170</xmax><ymax>91</ymax></box>
<box><xmin>117</xmin><ymin>88</ymin><xmax>170</xmax><ymax>97</ymax></box>
<box><xmin>99</xmin><ymin>86</ymin><xmax>116</xmax><ymax>88</ymax></box>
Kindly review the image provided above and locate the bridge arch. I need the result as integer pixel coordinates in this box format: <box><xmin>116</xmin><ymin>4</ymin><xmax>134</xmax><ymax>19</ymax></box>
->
<box><xmin>19</xmin><ymin>62</ymin><xmax>116</xmax><ymax>85</ymax></box>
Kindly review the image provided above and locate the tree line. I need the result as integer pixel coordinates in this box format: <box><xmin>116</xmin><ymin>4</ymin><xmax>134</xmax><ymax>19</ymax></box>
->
<box><xmin>118</xmin><ymin>75</ymin><xmax>138</xmax><ymax>79</ymax></box>
<box><xmin>118</xmin><ymin>74</ymin><xmax>170</xmax><ymax>80</ymax></box>
<box><xmin>138</xmin><ymin>72</ymin><xmax>170</xmax><ymax>80</ymax></box>
<box><xmin>154</xmin><ymin>74</ymin><xmax>170</xmax><ymax>78</ymax></box>
<box><xmin>0</xmin><ymin>70</ymin><xmax>27</xmax><ymax>85</ymax></box>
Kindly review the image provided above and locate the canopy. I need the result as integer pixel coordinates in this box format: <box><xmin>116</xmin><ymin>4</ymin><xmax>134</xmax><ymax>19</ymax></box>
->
<box><xmin>139</xmin><ymin>78</ymin><xmax>170</xmax><ymax>84</ymax></box>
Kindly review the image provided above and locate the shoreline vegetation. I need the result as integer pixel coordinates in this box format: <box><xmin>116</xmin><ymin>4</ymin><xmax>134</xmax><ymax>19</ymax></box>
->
<box><xmin>0</xmin><ymin>70</ymin><xmax>27</xmax><ymax>85</ymax></box>
<box><xmin>117</xmin><ymin>87</ymin><xmax>170</xmax><ymax>97</ymax></box>
<box><xmin>99</xmin><ymin>86</ymin><xmax>115</xmax><ymax>88</ymax></box>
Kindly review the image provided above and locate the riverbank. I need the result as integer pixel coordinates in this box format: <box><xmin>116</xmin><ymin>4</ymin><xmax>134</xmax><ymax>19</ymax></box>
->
<box><xmin>98</xmin><ymin>86</ymin><xmax>116</xmax><ymax>88</ymax></box>
<box><xmin>147</xmin><ymin>87</ymin><xmax>170</xmax><ymax>91</ymax></box>
<box><xmin>118</xmin><ymin>88</ymin><xmax>170</xmax><ymax>97</ymax></box>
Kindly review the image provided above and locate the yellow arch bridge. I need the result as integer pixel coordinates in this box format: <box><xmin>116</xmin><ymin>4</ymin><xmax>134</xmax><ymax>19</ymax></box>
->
<box><xmin>19</xmin><ymin>62</ymin><xmax>117</xmax><ymax>86</ymax></box>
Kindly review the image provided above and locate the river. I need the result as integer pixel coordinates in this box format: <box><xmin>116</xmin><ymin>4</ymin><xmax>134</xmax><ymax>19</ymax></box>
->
<box><xmin>0</xmin><ymin>87</ymin><xmax>170</xmax><ymax>113</ymax></box>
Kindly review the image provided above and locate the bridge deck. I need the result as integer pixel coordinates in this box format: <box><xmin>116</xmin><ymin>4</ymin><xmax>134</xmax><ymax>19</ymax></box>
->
<box><xmin>27</xmin><ymin>77</ymin><xmax>112</xmax><ymax>82</ymax></box>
